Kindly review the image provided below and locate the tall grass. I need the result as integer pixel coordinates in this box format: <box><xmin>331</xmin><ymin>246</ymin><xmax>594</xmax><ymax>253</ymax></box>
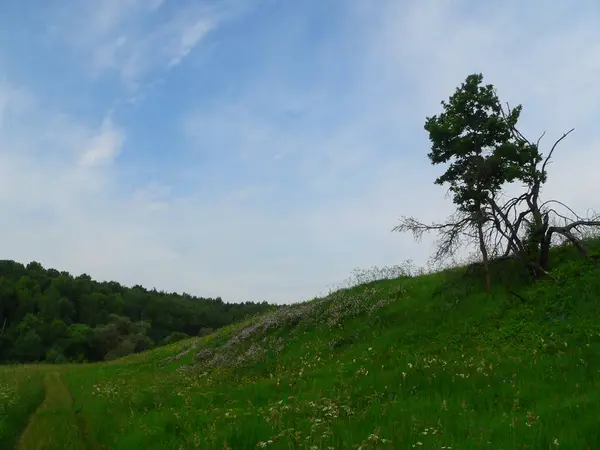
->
<box><xmin>0</xmin><ymin>367</ymin><xmax>45</xmax><ymax>449</ymax></box>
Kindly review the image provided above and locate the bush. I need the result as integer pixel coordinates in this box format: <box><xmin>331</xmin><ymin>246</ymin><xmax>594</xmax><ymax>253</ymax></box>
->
<box><xmin>45</xmin><ymin>346</ymin><xmax>66</xmax><ymax>364</ymax></box>
<box><xmin>104</xmin><ymin>339</ymin><xmax>136</xmax><ymax>361</ymax></box>
<box><xmin>163</xmin><ymin>332</ymin><xmax>189</xmax><ymax>345</ymax></box>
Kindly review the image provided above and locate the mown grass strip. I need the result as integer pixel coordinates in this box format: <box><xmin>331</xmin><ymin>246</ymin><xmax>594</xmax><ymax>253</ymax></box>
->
<box><xmin>18</xmin><ymin>372</ymin><xmax>87</xmax><ymax>450</ymax></box>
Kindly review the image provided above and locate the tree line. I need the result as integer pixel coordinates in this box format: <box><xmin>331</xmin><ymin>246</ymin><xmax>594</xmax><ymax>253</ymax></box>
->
<box><xmin>0</xmin><ymin>260</ymin><xmax>276</xmax><ymax>363</ymax></box>
<box><xmin>394</xmin><ymin>73</ymin><xmax>600</xmax><ymax>288</ymax></box>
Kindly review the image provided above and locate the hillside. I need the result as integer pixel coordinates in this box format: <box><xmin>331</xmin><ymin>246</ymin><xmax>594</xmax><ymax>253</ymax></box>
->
<box><xmin>0</xmin><ymin>260</ymin><xmax>275</xmax><ymax>364</ymax></box>
<box><xmin>2</xmin><ymin>240</ymin><xmax>600</xmax><ymax>449</ymax></box>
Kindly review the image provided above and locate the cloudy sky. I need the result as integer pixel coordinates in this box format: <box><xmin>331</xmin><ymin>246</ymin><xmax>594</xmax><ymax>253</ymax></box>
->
<box><xmin>1</xmin><ymin>0</ymin><xmax>599</xmax><ymax>304</ymax></box>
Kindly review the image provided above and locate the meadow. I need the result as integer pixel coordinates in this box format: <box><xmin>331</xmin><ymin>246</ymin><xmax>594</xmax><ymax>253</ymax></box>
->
<box><xmin>2</xmin><ymin>240</ymin><xmax>600</xmax><ymax>449</ymax></box>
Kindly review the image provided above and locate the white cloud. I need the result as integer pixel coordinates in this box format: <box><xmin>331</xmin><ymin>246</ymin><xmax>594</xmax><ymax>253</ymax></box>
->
<box><xmin>78</xmin><ymin>118</ymin><xmax>124</xmax><ymax>167</ymax></box>
<box><xmin>363</xmin><ymin>0</ymin><xmax>600</xmax><ymax>204</ymax></box>
<box><xmin>50</xmin><ymin>0</ymin><xmax>246</xmax><ymax>89</ymax></box>
<box><xmin>2</xmin><ymin>0</ymin><xmax>600</xmax><ymax>305</ymax></box>
<box><xmin>167</xmin><ymin>18</ymin><xmax>215</xmax><ymax>68</ymax></box>
<box><xmin>177</xmin><ymin>0</ymin><xmax>600</xmax><ymax>301</ymax></box>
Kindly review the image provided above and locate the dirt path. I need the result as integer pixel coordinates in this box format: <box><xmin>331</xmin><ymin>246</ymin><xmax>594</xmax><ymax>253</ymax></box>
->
<box><xmin>17</xmin><ymin>372</ymin><xmax>87</xmax><ymax>450</ymax></box>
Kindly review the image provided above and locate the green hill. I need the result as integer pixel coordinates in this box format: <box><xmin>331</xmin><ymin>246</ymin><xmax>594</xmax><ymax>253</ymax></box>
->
<box><xmin>2</xmin><ymin>240</ymin><xmax>600</xmax><ymax>449</ymax></box>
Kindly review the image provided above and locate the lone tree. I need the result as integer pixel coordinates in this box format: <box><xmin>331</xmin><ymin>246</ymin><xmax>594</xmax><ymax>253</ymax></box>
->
<box><xmin>394</xmin><ymin>73</ymin><xmax>600</xmax><ymax>288</ymax></box>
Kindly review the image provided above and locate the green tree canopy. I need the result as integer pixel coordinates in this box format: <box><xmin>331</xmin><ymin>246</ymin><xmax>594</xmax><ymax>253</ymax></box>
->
<box><xmin>0</xmin><ymin>260</ymin><xmax>277</xmax><ymax>363</ymax></box>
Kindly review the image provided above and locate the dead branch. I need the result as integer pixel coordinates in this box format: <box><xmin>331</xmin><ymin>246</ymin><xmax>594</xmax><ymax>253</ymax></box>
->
<box><xmin>552</xmin><ymin>219</ymin><xmax>600</xmax><ymax>233</ymax></box>
<box><xmin>486</xmin><ymin>195</ymin><xmax>528</xmax><ymax>257</ymax></box>
<box><xmin>509</xmin><ymin>290</ymin><xmax>528</xmax><ymax>303</ymax></box>
<box><xmin>392</xmin><ymin>216</ymin><xmax>469</xmax><ymax>237</ymax></box>
<box><xmin>540</xmin><ymin>199</ymin><xmax>583</xmax><ymax>221</ymax></box>
<box><xmin>541</xmin><ymin>129</ymin><xmax>575</xmax><ymax>176</ymax></box>
<box><xmin>501</xmin><ymin>102</ymin><xmax>533</xmax><ymax>146</ymax></box>
<box><xmin>393</xmin><ymin>214</ymin><xmax>474</xmax><ymax>264</ymax></box>
<box><xmin>546</xmin><ymin>208</ymin><xmax>577</xmax><ymax>226</ymax></box>
<box><xmin>535</xmin><ymin>131</ymin><xmax>547</xmax><ymax>149</ymax></box>
<box><xmin>540</xmin><ymin>218</ymin><xmax>600</xmax><ymax>264</ymax></box>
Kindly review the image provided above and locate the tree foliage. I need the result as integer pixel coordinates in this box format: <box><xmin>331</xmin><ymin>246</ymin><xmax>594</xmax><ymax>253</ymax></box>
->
<box><xmin>425</xmin><ymin>74</ymin><xmax>537</xmax><ymax>211</ymax></box>
<box><xmin>0</xmin><ymin>260</ymin><xmax>275</xmax><ymax>363</ymax></box>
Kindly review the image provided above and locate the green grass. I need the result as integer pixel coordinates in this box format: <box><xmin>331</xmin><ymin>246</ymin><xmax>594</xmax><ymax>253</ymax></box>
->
<box><xmin>18</xmin><ymin>371</ymin><xmax>87</xmax><ymax>450</ymax></box>
<box><xmin>2</xmin><ymin>240</ymin><xmax>600</xmax><ymax>448</ymax></box>
<box><xmin>0</xmin><ymin>366</ymin><xmax>45</xmax><ymax>449</ymax></box>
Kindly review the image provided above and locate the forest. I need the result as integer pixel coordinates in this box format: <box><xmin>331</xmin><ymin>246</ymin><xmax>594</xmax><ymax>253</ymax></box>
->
<box><xmin>0</xmin><ymin>260</ymin><xmax>275</xmax><ymax>363</ymax></box>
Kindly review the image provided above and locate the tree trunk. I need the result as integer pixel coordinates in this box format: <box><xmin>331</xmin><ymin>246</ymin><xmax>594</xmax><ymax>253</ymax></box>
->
<box><xmin>538</xmin><ymin>229</ymin><xmax>553</xmax><ymax>274</ymax></box>
<box><xmin>477</xmin><ymin>220</ymin><xmax>492</xmax><ymax>292</ymax></box>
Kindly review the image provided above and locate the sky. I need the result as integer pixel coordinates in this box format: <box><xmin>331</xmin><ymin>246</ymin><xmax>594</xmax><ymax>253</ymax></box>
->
<box><xmin>0</xmin><ymin>0</ymin><xmax>599</xmax><ymax>304</ymax></box>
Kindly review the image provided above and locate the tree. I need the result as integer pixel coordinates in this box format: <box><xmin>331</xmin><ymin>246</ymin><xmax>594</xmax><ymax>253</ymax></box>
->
<box><xmin>395</xmin><ymin>74</ymin><xmax>532</xmax><ymax>290</ymax></box>
<box><xmin>394</xmin><ymin>73</ymin><xmax>600</xmax><ymax>287</ymax></box>
<box><xmin>0</xmin><ymin>259</ymin><xmax>275</xmax><ymax>363</ymax></box>
<box><xmin>163</xmin><ymin>331</ymin><xmax>188</xmax><ymax>345</ymax></box>
<box><xmin>14</xmin><ymin>330</ymin><xmax>43</xmax><ymax>361</ymax></box>
<box><xmin>66</xmin><ymin>323</ymin><xmax>92</xmax><ymax>361</ymax></box>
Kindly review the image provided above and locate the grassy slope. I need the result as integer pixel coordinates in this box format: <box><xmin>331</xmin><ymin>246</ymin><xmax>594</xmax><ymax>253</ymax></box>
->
<box><xmin>2</xmin><ymin>240</ymin><xmax>600</xmax><ymax>449</ymax></box>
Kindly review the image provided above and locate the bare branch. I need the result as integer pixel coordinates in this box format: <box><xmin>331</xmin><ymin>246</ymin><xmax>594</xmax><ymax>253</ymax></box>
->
<box><xmin>528</xmin><ymin>261</ymin><xmax>558</xmax><ymax>281</ymax></box>
<box><xmin>393</xmin><ymin>214</ymin><xmax>474</xmax><ymax>264</ymax></box>
<box><xmin>535</xmin><ymin>131</ymin><xmax>547</xmax><ymax>149</ymax></box>
<box><xmin>540</xmin><ymin>199</ymin><xmax>583</xmax><ymax>221</ymax></box>
<box><xmin>392</xmin><ymin>216</ymin><xmax>469</xmax><ymax>237</ymax></box>
<box><xmin>501</xmin><ymin>102</ymin><xmax>533</xmax><ymax>146</ymax></box>
<box><xmin>541</xmin><ymin>128</ymin><xmax>575</xmax><ymax>175</ymax></box>
<box><xmin>546</xmin><ymin>208</ymin><xmax>577</xmax><ymax>225</ymax></box>
<box><xmin>554</xmin><ymin>219</ymin><xmax>600</xmax><ymax>233</ymax></box>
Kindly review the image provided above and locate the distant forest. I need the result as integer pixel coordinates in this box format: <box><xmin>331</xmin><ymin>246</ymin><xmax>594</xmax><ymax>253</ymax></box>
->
<box><xmin>0</xmin><ymin>260</ymin><xmax>275</xmax><ymax>363</ymax></box>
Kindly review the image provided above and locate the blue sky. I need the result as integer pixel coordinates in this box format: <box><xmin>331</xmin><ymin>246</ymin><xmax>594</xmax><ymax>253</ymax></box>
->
<box><xmin>1</xmin><ymin>0</ymin><xmax>599</xmax><ymax>304</ymax></box>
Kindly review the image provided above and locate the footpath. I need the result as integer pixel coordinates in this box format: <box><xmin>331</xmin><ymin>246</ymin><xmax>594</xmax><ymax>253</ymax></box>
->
<box><xmin>17</xmin><ymin>372</ymin><xmax>88</xmax><ymax>450</ymax></box>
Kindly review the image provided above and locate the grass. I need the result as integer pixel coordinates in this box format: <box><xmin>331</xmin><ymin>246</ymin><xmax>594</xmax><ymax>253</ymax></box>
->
<box><xmin>18</xmin><ymin>371</ymin><xmax>87</xmax><ymax>450</ymax></box>
<box><xmin>0</xmin><ymin>366</ymin><xmax>45</xmax><ymax>450</ymax></box>
<box><xmin>2</xmin><ymin>240</ymin><xmax>600</xmax><ymax>448</ymax></box>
